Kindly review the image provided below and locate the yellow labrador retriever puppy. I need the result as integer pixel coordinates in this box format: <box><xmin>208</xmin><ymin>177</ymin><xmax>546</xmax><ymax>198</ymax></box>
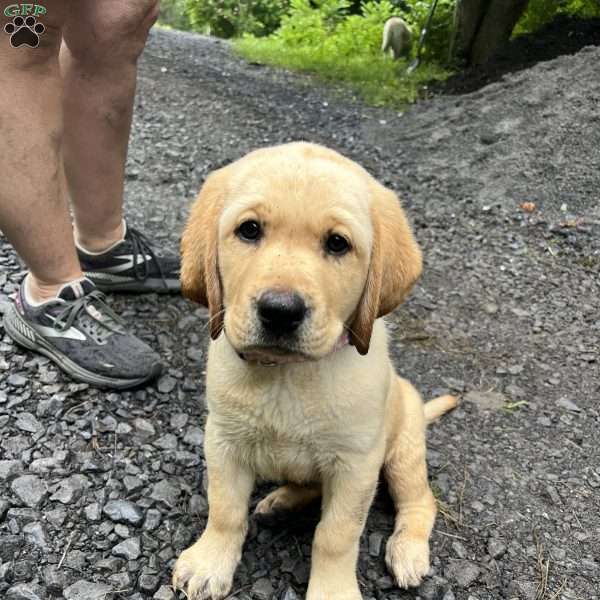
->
<box><xmin>173</xmin><ymin>142</ymin><xmax>456</xmax><ymax>600</ymax></box>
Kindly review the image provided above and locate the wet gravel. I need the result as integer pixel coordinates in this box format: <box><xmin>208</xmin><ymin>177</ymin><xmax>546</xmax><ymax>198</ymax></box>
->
<box><xmin>0</xmin><ymin>22</ymin><xmax>599</xmax><ymax>600</ymax></box>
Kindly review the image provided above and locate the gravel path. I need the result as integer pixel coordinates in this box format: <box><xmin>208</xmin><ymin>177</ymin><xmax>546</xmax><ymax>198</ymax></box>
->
<box><xmin>1</xmin><ymin>24</ymin><xmax>599</xmax><ymax>600</ymax></box>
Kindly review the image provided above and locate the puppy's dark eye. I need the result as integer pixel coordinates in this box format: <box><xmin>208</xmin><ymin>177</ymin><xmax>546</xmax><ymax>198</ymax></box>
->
<box><xmin>237</xmin><ymin>220</ymin><xmax>262</xmax><ymax>242</ymax></box>
<box><xmin>325</xmin><ymin>233</ymin><xmax>351</xmax><ymax>256</ymax></box>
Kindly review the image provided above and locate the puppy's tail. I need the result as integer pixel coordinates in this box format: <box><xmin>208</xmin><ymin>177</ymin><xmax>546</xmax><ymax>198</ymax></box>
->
<box><xmin>424</xmin><ymin>394</ymin><xmax>458</xmax><ymax>424</ymax></box>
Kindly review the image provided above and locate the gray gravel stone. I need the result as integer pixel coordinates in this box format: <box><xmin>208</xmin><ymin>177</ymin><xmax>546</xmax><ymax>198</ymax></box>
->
<box><xmin>368</xmin><ymin>532</ymin><xmax>384</xmax><ymax>557</ymax></box>
<box><xmin>483</xmin><ymin>302</ymin><xmax>498</xmax><ymax>314</ymax></box>
<box><xmin>451</xmin><ymin>540</ymin><xmax>468</xmax><ymax>558</ymax></box>
<box><xmin>84</xmin><ymin>502</ymin><xmax>102</xmax><ymax>521</ymax></box>
<box><xmin>487</xmin><ymin>537</ymin><xmax>507</xmax><ymax>559</ymax></box>
<box><xmin>0</xmin><ymin>497</ymin><xmax>9</xmax><ymax>519</ymax></box>
<box><xmin>36</xmin><ymin>395</ymin><xmax>63</xmax><ymax>417</ymax></box>
<box><xmin>63</xmin><ymin>580</ymin><xmax>113</xmax><ymax>600</ymax></box>
<box><xmin>10</xmin><ymin>475</ymin><xmax>48</xmax><ymax>508</ymax></box>
<box><xmin>108</xmin><ymin>572</ymin><xmax>131</xmax><ymax>588</ymax></box>
<box><xmin>96</xmin><ymin>557</ymin><xmax>125</xmax><ymax>572</ymax></box>
<box><xmin>134</xmin><ymin>418</ymin><xmax>156</xmax><ymax>438</ymax></box>
<box><xmin>138</xmin><ymin>569</ymin><xmax>161</xmax><ymax>594</ymax></box>
<box><xmin>445</xmin><ymin>560</ymin><xmax>480</xmax><ymax>588</ymax></box>
<box><xmin>154</xmin><ymin>433</ymin><xmax>178</xmax><ymax>449</ymax></box>
<box><xmin>7</xmin><ymin>374</ymin><xmax>27</xmax><ymax>387</ymax></box>
<box><xmin>170</xmin><ymin>413</ymin><xmax>189</xmax><ymax>429</ymax></box>
<box><xmin>183</xmin><ymin>426</ymin><xmax>204</xmax><ymax>446</ymax></box>
<box><xmin>556</xmin><ymin>397</ymin><xmax>581</xmax><ymax>412</ymax></box>
<box><xmin>15</xmin><ymin>412</ymin><xmax>42</xmax><ymax>433</ymax></box>
<box><xmin>143</xmin><ymin>508</ymin><xmax>162</xmax><ymax>531</ymax></box>
<box><xmin>6</xmin><ymin>583</ymin><xmax>43</xmax><ymax>600</ymax></box>
<box><xmin>114</xmin><ymin>523</ymin><xmax>130</xmax><ymax>538</ymax></box>
<box><xmin>150</xmin><ymin>479</ymin><xmax>181</xmax><ymax>508</ymax></box>
<box><xmin>123</xmin><ymin>475</ymin><xmax>144</xmax><ymax>493</ymax></box>
<box><xmin>0</xmin><ymin>534</ymin><xmax>23</xmax><ymax>562</ymax></box>
<box><xmin>112</xmin><ymin>536</ymin><xmax>142</xmax><ymax>560</ymax></box>
<box><xmin>29</xmin><ymin>457</ymin><xmax>57</xmax><ymax>473</ymax></box>
<box><xmin>157</xmin><ymin>375</ymin><xmax>177</xmax><ymax>393</ymax></box>
<box><xmin>0</xmin><ymin>553</ymin><xmax>15</xmax><ymax>574</ymax></box>
<box><xmin>419</xmin><ymin>577</ymin><xmax>447</xmax><ymax>600</ymax></box>
<box><xmin>103</xmin><ymin>500</ymin><xmax>144</xmax><ymax>526</ymax></box>
<box><xmin>175</xmin><ymin>450</ymin><xmax>200</xmax><ymax>466</ymax></box>
<box><xmin>43</xmin><ymin>566</ymin><xmax>68</xmax><ymax>594</ymax></box>
<box><xmin>507</xmin><ymin>579</ymin><xmax>537</xmax><ymax>600</ymax></box>
<box><xmin>251</xmin><ymin>577</ymin><xmax>273</xmax><ymax>599</ymax></box>
<box><xmin>464</xmin><ymin>391</ymin><xmax>506</xmax><ymax>411</ymax></box>
<box><xmin>45</xmin><ymin>506</ymin><xmax>67</xmax><ymax>527</ymax></box>
<box><xmin>50</xmin><ymin>474</ymin><xmax>90</xmax><ymax>504</ymax></box>
<box><xmin>0</xmin><ymin>459</ymin><xmax>22</xmax><ymax>480</ymax></box>
<box><xmin>189</xmin><ymin>493</ymin><xmax>208</xmax><ymax>516</ymax></box>
<box><xmin>153</xmin><ymin>585</ymin><xmax>176</xmax><ymax>600</ymax></box>
<box><xmin>7</xmin><ymin>507</ymin><xmax>38</xmax><ymax>526</ymax></box>
<box><xmin>22</xmin><ymin>521</ymin><xmax>46</xmax><ymax>547</ymax></box>
<box><xmin>186</xmin><ymin>347</ymin><xmax>204</xmax><ymax>363</ymax></box>
<box><xmin>282</xmin><ymin>587</ymin><xmax>300</xmax><ymax>600</ymax></box>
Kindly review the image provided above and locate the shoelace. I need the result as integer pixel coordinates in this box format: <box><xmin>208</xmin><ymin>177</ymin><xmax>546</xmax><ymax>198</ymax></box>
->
<box><xmin>53</xmin><ymin>290</ymin><xmax>125</xmax><ymax>337</ymax></box>
<box><xmin>128</xmin><ymin>227</ymin><xmax>167</xmax><ymax>285</ymax></box>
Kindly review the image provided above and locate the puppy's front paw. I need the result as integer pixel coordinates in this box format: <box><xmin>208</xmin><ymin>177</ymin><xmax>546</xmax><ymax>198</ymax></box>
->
<box><xmin>306</xmin><ymin>583</ymin><xmax>363</xmax><ymax>600</ymax></box>
<box><xmin>172</xmin><ymin>534</ymin><xmax>240</xmax><ymax>600</ymax></box>
<box><xmin>385</xmin><ymin>533</ymin><xmax>430</xmax><ymax>589</ymax></box>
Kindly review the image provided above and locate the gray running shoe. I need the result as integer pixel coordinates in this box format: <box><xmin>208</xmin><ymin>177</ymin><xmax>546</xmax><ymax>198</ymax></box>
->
<box><xmin>77</xmin><ymin>223</ymin><xmax>180</xmax><ymax>293</ymax></box>
<box><xmin>3</xmin><ymin>278</ymin><xmax>163</xmax><ymax>389</ymax></box>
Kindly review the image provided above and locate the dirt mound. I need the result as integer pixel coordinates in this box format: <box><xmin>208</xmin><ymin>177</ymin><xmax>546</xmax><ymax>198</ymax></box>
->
<box><xmin>440</xmin><ymin>15</ymin><xmax>600</xmax><ymax>94</ymax></box>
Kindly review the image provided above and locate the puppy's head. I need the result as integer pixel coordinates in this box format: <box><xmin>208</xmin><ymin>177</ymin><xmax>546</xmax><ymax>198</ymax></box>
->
<box><xmin>181</xmin><ymin>143</ymin><xmax>421</xmax><ymax>362</ymax></box>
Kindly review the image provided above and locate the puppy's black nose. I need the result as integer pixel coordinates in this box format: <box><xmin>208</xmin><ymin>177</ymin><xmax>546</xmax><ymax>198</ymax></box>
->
<box><xmin>257</xmin><ymin>291</ymin><xmax>307</xmax><ymax>335</ymax></box>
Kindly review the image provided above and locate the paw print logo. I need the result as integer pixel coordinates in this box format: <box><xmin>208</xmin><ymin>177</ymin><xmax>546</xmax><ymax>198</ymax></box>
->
<box><xmin>4</xmin><ymin>15</ymin><xmax>45</xmax><ymax>48</ymax></box>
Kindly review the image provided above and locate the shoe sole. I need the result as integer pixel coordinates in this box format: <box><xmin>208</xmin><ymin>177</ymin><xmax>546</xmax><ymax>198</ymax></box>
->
<box><xmin>3</xmin><ymin>304</ymin><xmax>162</xmax><ymax>390</ymax></box>
<box><xmin>83</xmin><ymin>274</ymin><xmax>181</xmax><ymax>294</ymax></box>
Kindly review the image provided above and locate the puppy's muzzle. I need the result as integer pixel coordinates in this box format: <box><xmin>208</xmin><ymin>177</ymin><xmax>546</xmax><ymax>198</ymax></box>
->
<box><xmin>257</xmin><ymin>290</ymin><xmax>307</xmax><ymax>336</ymax></box>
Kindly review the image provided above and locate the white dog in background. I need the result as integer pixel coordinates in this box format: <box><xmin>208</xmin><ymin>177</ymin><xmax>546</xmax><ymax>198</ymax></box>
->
<box><xmin>382</xmin><ymin>16</ymin><xmax>412</xmax><ymax>59</ymax></box>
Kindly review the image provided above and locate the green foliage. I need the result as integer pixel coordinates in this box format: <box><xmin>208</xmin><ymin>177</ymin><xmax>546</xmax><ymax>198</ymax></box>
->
<box><xmin>161</xmin><ymin>0</ymin><xmax>456</xmax><ymax>59</ymax></box>
<box><xmin>400</xmin><ymin>0</ymin><xmax>455</xmax><ymax>61</ymax></box>
<box><xmin>184</xmin><ymin>0</ymin><xmax>291</xmax><ymax>38</ymax></box>
<box><xmin>334</xmin><ymin>0</ymin><xmax>397</xmax><ymax>55</ymax></box>
<box><xmin>158</xmin><ymin>0</ymin><xmax>193</xmax><ymax>30</ymax></box>
<box><xmin>275</xmin><ymin>0</ymin><xmax>396</xmax><ymax>54</ymax></box>
<box><xmin>515</xmin><ymin>0</ymin><xmax>600</xmax><ymax>35</ymax></box>
<box><xmin>235</xmin><ymin>0</ymin><xmax>453</xmax><ymax>107</ymax></box>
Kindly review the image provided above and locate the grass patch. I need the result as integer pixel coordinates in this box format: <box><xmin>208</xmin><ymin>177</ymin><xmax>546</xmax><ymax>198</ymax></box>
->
<box><xmin>234</xmin><ymin>36</ymin><xmax>451</xmax><ymax>108</ymax></box>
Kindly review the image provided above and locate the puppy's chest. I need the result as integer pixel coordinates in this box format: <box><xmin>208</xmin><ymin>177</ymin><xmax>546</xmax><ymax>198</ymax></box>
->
<box><xmin>213</xmin><ymin>390</ymin><xmax>375</xmax><ymax>483</ymax></box>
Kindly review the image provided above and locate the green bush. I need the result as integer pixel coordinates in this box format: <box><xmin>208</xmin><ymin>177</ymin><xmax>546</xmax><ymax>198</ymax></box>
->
<box><xmin>400</xmin><ymin>0</ymin><xmax>455</xmax><ymax>61</ymax></box>
<box><xmin>158</xmin><ymin>0</ymin><xmax>193</xmax><ymax>30</ymax></box>
<box><xmin>274</xmin><ymin>0</ymin><xmax>455</xmax><ymax>62</ymax></box>
<box><xmin>332</xmin><ymin>0</ymin><xmax>397</xmax><ymax>56</ymax></box>
<box><xmin>235</xmin><ymin>0</ymin><xmax>451</xmax><ymax>107</ymax></box>
<box><xmin>184</xmin><ymin>0</ymin><xmax>291</xmax><ymax>37</ymax></box>
<box><xmin>515</xmin><ymin>0</ymin><xmax>600</xmax><ymax>35</ymax></box>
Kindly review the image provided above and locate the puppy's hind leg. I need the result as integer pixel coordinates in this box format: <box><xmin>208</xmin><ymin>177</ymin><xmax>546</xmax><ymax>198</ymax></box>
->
<box><xmin>254</xmin><ymin>483</ymin><xmax>321</xmax><ymax>516</ymax></box>
<box><xmin>383</xmin><ymin>377</ymin><xmax>437</xmax><ymax>589</ymax></box>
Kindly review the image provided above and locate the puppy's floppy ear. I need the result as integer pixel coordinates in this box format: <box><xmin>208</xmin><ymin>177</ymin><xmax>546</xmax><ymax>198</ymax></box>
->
<box><xmin>349</xmin><ymin>184</ymin><xmax>422</xmax><ymax>355</ymax></box>
<box><xmin>180</xmin><ymin>169</ymin><xmax>228</xmax><ymax>340</ymax></box>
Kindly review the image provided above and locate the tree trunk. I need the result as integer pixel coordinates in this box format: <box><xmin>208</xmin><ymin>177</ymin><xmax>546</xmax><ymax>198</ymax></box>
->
<box><xmin>449</xmin><ymin>0</ymin><xmax>487</xmax><ymax>64</ymax></box>
<box><xmin>450</xmin><ymin>0</ymin><xmax>529</xmax><ymax>66</ymax></box>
